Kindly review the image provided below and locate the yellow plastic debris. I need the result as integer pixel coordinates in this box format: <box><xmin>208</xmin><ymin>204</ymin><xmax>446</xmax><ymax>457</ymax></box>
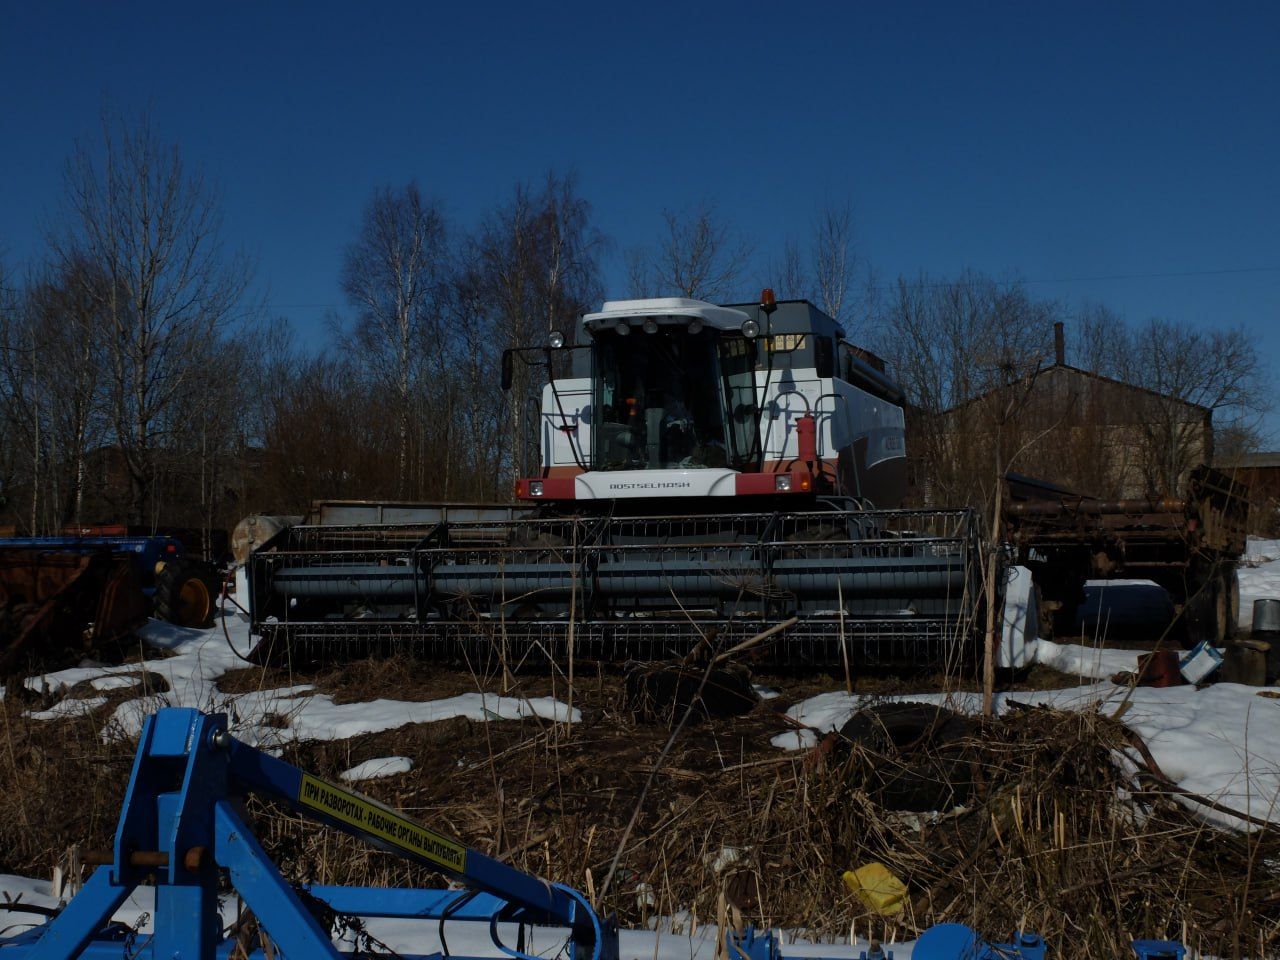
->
<box><xmin>842</xmin><ymin>862</ymin><xmax>907</xmax><ymax>917</ymax></box>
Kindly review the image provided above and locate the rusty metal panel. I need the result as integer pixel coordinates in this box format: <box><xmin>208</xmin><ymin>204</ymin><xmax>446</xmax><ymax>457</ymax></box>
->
<box><xmin>0</xmin><ymin>549</ymin><xmax>146</xmax><ymax>674</ymax></box>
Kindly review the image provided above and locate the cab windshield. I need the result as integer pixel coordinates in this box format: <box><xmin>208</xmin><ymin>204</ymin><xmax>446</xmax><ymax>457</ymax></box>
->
<box><xmin>592</xmin><ymin>327</ymin><xmax>756</xmax><ymax>471</ymax></box>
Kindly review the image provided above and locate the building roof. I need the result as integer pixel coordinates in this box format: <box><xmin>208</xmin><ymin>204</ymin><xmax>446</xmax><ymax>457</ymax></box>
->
<box><xmin>1216</xmin><ymin>451</ymin><xmax>1280</xmax><ymax>470</ymax></box>
<box><xmin>942</xmin><ymin>362</ymin><xmax>1211</xmax><ymax>415</ymax></box>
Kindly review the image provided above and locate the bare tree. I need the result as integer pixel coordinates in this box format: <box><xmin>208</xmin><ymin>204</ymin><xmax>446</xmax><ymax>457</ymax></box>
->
<box><xmin>767</xmin><ymin>239</ymin><xmax>807</xmax><ymax>302</ymax></box>
<box><xmin>630</xmin><ymin>202</ymin><xmax>752</xmax><ymax>302</ymax></box>
<box><xmin>880</xmin><ymin>272</ymin><xmax>1055</xmax><ymax>509</ymax></box>
<box><xmin>1117</xmin><ymin>318</ymin><xmax>1267</xmax><ymax>494</ymax></box>
<box><xmin>472</xmin><ymin>173</ymin><xmax>602</xmax><ymax>485</ymax></box>
<box><xmin>257</xmin><ymin>351</ymin><xmax>396</xmax><ymax>508</ymax></box>
<box><xmin>811</xmin><ymin>200</ymin><xmax>857</xmax><ymax>324</ymax></box>
<box><xmin>342</xmin><ymin>183</ymin><xmax>448</xmax><ymax>497</ymax></box>
<box><xmin>59</xmin><ymin>112</ymin><xmax>250</xmax><ymax>526</ymax></box>
<box><xmin>0</xmin><ymin>264</ymin><xmax>46</xmax><ymax>531</ymax></box>
<box><xmin>881</xmin><ymin>272</ymin><xmax>1058</xmax><ymax>714</ymax></box>
<box><xmin>24</xmin><ymin>255</ymin><xmax>111</xmax><ymax>527</ymax></box>
<box><xmin>0</xmin><ymin>259</ymin><xmax>15</xmax><ymax>521</ymax></box>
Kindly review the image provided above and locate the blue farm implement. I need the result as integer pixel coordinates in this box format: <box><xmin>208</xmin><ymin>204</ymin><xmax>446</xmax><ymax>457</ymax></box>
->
<box><xmin>0</xmin><ymin>536</ymin><xmax>220</xmax><ymax>674</ymax></box>
<box><xmin>0</xmin><ymin>707</ymin><xmax>1186</xmax><ymax>960</ymax></box>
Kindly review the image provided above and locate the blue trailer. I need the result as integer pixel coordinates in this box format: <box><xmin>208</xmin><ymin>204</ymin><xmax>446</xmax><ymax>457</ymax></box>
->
<box><xmin>0</xmin><ymin>535</ymin><xmax>221</xmax><ymax>673</ymax></box>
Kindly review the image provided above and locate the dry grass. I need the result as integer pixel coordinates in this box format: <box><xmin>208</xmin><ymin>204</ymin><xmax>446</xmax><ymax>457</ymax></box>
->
<box><xmin>2</xmin><ymin>655</ymin><xmax>1277</xmax><ymax>958</ymax></box>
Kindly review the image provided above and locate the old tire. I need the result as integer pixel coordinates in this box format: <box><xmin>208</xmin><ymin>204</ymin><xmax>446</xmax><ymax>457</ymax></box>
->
<box><xmin>838</xmin><ymin>703</ymin><xmax>977</xmax><ymax>812</ymax></box>
<box><xmin>839</xmin><ymin>702</ymin><xmax>969</xmax><ymax>751</ymax></box>
<box><xmin>154</xmin><ymin>558</ymin><xmax>221</xmax><ymax>628</ymax></box>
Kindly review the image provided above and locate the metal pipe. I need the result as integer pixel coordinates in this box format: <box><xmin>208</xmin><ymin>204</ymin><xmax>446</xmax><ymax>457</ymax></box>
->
<box><xmin>1007</xmin><ymin>498</ymin><xmax>1185</xmax><ymax>517</ymax></box>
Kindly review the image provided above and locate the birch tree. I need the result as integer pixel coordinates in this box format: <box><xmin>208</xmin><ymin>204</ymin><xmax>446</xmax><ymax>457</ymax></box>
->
<box><xmin>341</xmin><ymin>183</ymin><xmax>448</xmax><ymax>497</ymax></box>
<box><xmin>60</xmin><ymin>113</ymin><xmax>249</xmax><ymax>526</ymax></box>
<box><xmin>24</xmin><ymin>255</ymin><xmax>111</xmax><ymax>527</ymax></box>
<box><xmin>473</xmin><ymin>173</ymin><xmax>601</xmax><ymax>484</ymax></box>
<box><xmin>811</xmin><ymin>200</ymin><xmax>857</xmax><ymax>325</ymax></box>
<box><xmin>629</xmin><ymin>202</ymin><xmax>751</xmax><ymax>302</ymax></box>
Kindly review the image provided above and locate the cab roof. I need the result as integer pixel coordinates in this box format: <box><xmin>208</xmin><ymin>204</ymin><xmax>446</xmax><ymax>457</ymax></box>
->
<box><xmin>582</xmin><ymin>298</ymin><xmax>750</xmax><ymax>333</ymax></box>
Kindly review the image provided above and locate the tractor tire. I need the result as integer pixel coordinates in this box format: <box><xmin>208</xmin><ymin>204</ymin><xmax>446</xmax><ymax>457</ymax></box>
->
<box><xmin>154</xmin><ymin>558</ymin><xmax>221</xmax><ymax>628</ymax></box>
<box><xmin>837</xmin><ymin>703</ymin><xmax>977</xmax><ymax>812</ymax></box>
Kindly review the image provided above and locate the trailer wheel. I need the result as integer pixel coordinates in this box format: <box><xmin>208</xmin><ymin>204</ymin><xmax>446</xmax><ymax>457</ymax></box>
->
<box><xmin>155</xmin><ymin>558</ymin><xmax>221</xmax><ymax>628</ymax></box>
<box><xmin>1183</xmin><ymin>577</ymin><xmax>1227</xmax><ymax>647</ymax></box>
<box><xmin>1222</xmin><ymin>565</ymin><xmax>1240</xmax><ymax>640</ymax></box>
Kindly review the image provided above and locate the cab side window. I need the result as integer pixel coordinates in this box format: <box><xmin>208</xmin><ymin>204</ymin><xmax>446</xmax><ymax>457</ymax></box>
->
<box><xmin>814</xmin><ymin>335</ymin><xmax>835</xmax><ymax>378</ymax></box>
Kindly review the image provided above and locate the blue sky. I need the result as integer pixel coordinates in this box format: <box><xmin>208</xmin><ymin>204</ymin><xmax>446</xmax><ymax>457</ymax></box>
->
<box><xmin>2</xmin><ymin>2</ymin><xmax>1278</xmax><ymax>434</ymax></box>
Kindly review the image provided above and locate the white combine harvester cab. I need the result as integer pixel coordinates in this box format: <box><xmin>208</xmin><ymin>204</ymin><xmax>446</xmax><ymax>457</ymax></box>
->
<box><xmin>514</xmin><ymin>291</ymin><xmax>909</xmax><ymax>508</ymax></box>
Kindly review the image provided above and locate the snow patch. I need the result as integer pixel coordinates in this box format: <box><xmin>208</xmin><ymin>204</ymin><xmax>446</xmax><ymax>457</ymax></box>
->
<box><xmin>1244</xmin><ymin>537</ymin><xmax>1280</xmax><ymax>565</ymax></box>
<box><xmin>0</xmin><ymin>873</ymin><xmax>238</xmax><ymax>940</ymax></box>
<box><xmin>1028</xmin><ymin>638</ymin><xmax>1143</xmax><ymax>679</ymax></box>
<box><xmin>89</xmin><ymin>674</ymin><xmax>150</xmax><ymax>691</ymax></box>
<box><xmin>772</xmin><ymin>679</ymin><xmax>1280</xmax><ymax>830</ymax></box>
<box><xmin>1239</xmin><ymin>543</ymin><xmax>1280</xmax><ymax>631</ymax></box>
<box><xmin>23</xmin><ymin>696</ymin><xmax>109</xmax><ymax>721</ymax></box>
<box><xmin>18</xmin><ymin>601</ymin><xmax>578</xmax><ymax>746</ymax></box>
<box><xmin>340</xmin><ymin>756</ymin><xmax>413</xmax><ymax>781</ymax></box>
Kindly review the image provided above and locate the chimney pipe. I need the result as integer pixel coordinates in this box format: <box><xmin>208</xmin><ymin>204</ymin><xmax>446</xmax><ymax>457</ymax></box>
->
<box><xmin>1053</xmin><ymin>321</ymin><xmax>1065</xmax><ymax>366</ymax></box>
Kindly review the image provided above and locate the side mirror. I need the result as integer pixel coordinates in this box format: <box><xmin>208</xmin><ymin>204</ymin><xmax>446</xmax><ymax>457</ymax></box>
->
<box><xmin>501</xmin><ymin>350</ymin><xmax>514</xmax><ymax>391</ymax></box>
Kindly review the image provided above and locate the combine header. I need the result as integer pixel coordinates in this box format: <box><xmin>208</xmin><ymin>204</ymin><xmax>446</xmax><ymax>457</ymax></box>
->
<box><xmin>248</xmin><ymin>294</ymin><xmax>987</xmax><ymax>667</ymax></box>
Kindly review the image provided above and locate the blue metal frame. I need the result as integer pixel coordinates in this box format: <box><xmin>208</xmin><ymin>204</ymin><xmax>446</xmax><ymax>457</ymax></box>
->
<box><xmin>0</xmin><ymin>536</ymin><xmax>185</xmax><ymax>593</ymax></box>
<box><xmin>0</xmin><ymin>708</ymin><xmax>1186</xmax><ymax>960</ymax></box>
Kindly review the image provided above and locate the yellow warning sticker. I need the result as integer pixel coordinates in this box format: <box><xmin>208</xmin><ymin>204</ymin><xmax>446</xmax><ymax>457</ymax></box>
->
<box><xmin>297</xmin><ymin>773</ymin><xmax>467</xmax><ymax>873</ymax></box>
<box><xmin>767</xmin><ymin>333</ymin><xmax>806</xmax><ymax>352</ymax></box>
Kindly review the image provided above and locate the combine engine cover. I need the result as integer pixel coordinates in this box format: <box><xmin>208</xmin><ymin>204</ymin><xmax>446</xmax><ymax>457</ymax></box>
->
<box><xmin>248</xmin><ymin>296</ymin><xmax>986</xmax><ymax>668</ymax></box>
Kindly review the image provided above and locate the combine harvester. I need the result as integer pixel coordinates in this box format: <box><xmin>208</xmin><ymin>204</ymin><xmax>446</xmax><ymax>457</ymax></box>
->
<box><xmin>247</xmin><ymin>294</ymin><xmax>990</xmax><ymax>667</ymax></box>
<box><xmin>0</xmin><ymin>706</ymin><xmax>1185</xmax><ymax>959</ymax></box>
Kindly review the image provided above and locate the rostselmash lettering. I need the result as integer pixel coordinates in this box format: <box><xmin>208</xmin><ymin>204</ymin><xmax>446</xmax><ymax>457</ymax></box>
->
<box><xmin>607</xmin><ymin>481</ymin><xmax>693</xmax><ymax>491</ymax></box>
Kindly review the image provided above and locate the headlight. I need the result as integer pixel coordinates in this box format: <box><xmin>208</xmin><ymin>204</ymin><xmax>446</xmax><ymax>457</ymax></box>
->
<box><xmin>741</xmin><ymin>319</ymin><xmax>760</xmax><ymax>339</ymax></box>
<box><xmin>642</xmin><ymin>318</ymin><xmax>659</xmax><ymax>334</ymax></box>
<box><xmin>687</xmin><ymin>319</ymin><xmax>703</xmax><ymax>334</ymax></box>
<box><xmin>614</xmin><ymin>320</ymin><xmax>631</xmax><ymax>336</ymax></box>
<box><xmin>529</xmin><ymin>480</ymin><xmax>544</xmax><ymax>497</ymax></box>
<box><xmin>549</xmin><ymin>330</ymin><xmax>566</xmax><ymax>349</ymax></box>
<box><xmin>775</xmin><ymin>474</ymin><xmax>792</xmax><ymax>492</ymax></box>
